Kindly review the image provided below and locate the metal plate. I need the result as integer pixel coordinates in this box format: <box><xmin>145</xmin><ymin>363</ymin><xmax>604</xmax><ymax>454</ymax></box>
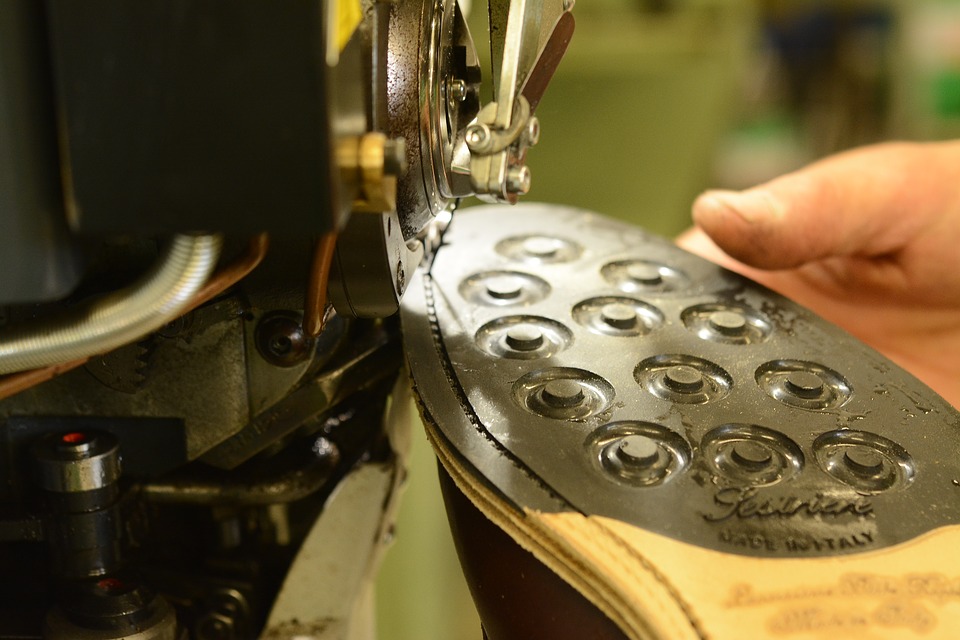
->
<box><xmin>402</xmin><ymin>203</ymin><xmax>960</xmax><ymax>558</ymax></box>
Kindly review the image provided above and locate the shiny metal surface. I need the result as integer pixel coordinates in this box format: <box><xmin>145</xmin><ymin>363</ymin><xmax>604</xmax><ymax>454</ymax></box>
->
<box><xmin>467</xmin><ymin>0</ymin><xmax>573</xmax><ymax>202</ymax></box>
<box><xmin>389</xmin><ymin>0</ymin><xmax>570</xmax><ymax>222</ymax></box>
<box><xmin>44</xmin><ymin>596</ymin><xmax>179</xmax><ymax>640</ymax></box>
<box><xmin>0</xmin><ymin>234</ymin><xmax>222</xmax><ymax>374</ymax></box>
<box><xmin>403</xmin><ymin>203</ymin><xmax>960</xmax><ymax>557</ymax></box>
<box><xmin>141</xmin><ymin>440</ymin><xmax>339</xmax><ymax>506</ymax></box>
<box><xmin>0</xmin><ymin>0</ymin><xmax>579</xmax><ymax>635</ymax></box>
<box><xmin>32</xmin><ymin>430</ymin><xmax>121</xmax><ymax>494</ymax></box>
<box><xmin>388</xmin><ymin>0</ymin><xmax>486</xmax><ymax>238</ymax></box>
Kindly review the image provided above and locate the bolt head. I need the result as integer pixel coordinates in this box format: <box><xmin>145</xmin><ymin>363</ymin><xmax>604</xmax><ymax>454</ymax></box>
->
<box><xmin>506</xmin><ymin>165</ymin><xmax>531</xmax><ymax>195</ymax></box>
<box><xmin>448</xmin><ymin>79</ymin><xmax>468</xmax><ymax>102</ymax></box>
<box><xmin>465</xmin><ymin>124</ymin><xmax>491</xmax><ymax>151</ymax></box>
<box><xmin>525</xmin><ymin>117</ymin><xmax>541</xmax><ymax>147</ymax></box>
<box><xmin>255</xmin><ymin>314</ymin><xmax>311</xmax><ymax>368</ymax></box>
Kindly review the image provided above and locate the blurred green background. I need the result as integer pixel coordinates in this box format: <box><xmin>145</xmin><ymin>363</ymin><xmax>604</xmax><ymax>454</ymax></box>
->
<box><xmin>375</xmin><ymin>0</ymin><xmax>960</xmax><ymax>638</ymax></box>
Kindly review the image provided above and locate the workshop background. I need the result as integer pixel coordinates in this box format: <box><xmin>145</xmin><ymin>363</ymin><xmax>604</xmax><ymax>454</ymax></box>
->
<box><xmin>376</xmin><ymin>0</ymin><xmax>960</xmax><ymax>638</ymax></box>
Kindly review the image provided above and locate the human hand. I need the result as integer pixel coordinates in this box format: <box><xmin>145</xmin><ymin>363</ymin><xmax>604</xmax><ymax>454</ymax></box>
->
<box><xmin>677</xmin><ymin>141</ymin><xmax>960</xmax><ymax>408</ymax></box>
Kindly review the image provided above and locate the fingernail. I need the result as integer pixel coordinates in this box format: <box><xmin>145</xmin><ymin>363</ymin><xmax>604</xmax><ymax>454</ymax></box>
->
<box><xmin>693</xmin><ymin>189</ymin><xmax>783</xmax><ymax>225</ymax></box>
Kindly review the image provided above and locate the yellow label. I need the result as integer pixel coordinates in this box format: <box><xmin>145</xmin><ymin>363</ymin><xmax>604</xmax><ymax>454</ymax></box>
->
<box><xmin>336</xmin><ymin>0</ymin><xmax>362</xmax><ymax>52</ymax></box>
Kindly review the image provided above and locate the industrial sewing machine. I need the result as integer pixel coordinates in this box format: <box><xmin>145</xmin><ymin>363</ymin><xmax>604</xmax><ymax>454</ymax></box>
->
<box><xmin>5</xmin><ymin>2</ymin><xmax>960</xmax><ymax>640</ymax></box>
<box><xmin>0</xmin><ymin>0</ymin><xmax>573</xmax><ymax>637</ymax></box>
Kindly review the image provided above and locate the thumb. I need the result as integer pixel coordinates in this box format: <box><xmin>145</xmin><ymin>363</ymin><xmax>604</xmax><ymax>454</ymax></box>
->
<box><xmin>691</xmin><ymin>141</ymin><xmax>960</xmax><ymax>270</ymax></box>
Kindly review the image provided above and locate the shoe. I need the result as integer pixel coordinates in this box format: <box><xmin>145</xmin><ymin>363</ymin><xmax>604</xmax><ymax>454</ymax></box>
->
<box><xmin>402</xmin><ymin>203</ymin><xmax>960</xmax><ymax>640</ymax></box>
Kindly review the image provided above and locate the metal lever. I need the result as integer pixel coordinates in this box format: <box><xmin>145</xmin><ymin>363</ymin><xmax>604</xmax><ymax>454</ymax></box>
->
<box><xmin>465</xmin><ymin>0</ymin><xmax>574</xmax><ymax>203</ymax></box>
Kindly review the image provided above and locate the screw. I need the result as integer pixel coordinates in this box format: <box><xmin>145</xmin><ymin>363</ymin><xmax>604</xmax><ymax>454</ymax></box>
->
<box><xmin>525</xmin><ymin>117</ymin><xmax>541</xmax><ymax>146</ymax></box>
<box><xmin>709</xmin><ymin>310</ymin><xmax>747</xmax><ymax>335</ymax></box>
<box><xmin>255</xmin><ymin>314</ymin><xmax>311</xmax><ymax>368</ymax></box>
<box><xmin>663</xmin><ymin>365</ymin><xmax>704</xmax><ymax>394</ymax></box>
<box><xmin>784</xmin><ymin>371</ymin><xmax>824</xmax><ymax>399</ymax></box>
<box><xmin>448</xmin><ymin>78</ymin><xmax>468</xmax><ymax>102</ymax></box>
<box><xmin>505</xmin><ymin>165</ymin><xmax>531</xmax><ymax>195</ymax></box>
<box><xmin>541</xmin><ymin>379</ymin><xmax>585</xmax><ymax>408</ymax></box>
<box><xmin>625</xmin><ymin>263</ymin><xmax>662</xmax><ymax>286</ymax></box>
<box><xmin>465</xmin><ymin>124</ymin><xmax>491</xmax><ymax>152</ymax></box>
<box><xmin>600</xmin><ymin>303</ymin><xmax>637</xmax><ymax>330</ymax></box>
<box><xmin>485</xmin><ymin>275</ymin><xmax>524</xmax><ymax>300</ymax></box>
<box><xmin>505</xmin><ymin>325</ymin><xmax>545</xmax><ymax>352</ymax></box>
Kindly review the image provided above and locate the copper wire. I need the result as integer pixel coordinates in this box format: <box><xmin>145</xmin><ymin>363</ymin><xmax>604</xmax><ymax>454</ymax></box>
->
<box><xmin>0</xmin><ymin>358</ymin><xmax>89</xmax><ymax>400</ymax></box>
<box><xmin>0</xmin><ymin>233</ymin><xmax>270</xmax><ymax>402</ymax></box>
<box><xmin>303</xmin><ymin>231</ymin><xmax>339</xmax><ymax>338</ymax></box>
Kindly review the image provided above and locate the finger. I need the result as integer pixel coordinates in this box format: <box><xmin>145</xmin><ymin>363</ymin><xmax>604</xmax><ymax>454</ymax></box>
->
<box><xmin>675</xmin><ymin>227</ymin><xmax>738</xmax><ymax>269</ymax></box>
<box><xmin>691</xmin><ymin>140</ymin><xmax>960</xmax><ymax>270</ymax></box>
<box><xmin>676</xmin><ymin>226</ymin><xmax>821</xmax><ymax>310</ymax></box>
<box><xmin>676</xmin><ymin>226</ymin><xmax>785</xmax><ymax>284</ymax></box>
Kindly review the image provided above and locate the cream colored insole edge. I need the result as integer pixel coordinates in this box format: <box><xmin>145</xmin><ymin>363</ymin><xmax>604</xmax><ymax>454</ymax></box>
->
<box><xmin>424</xmin><ymin>417</ymin><xmax>960</xmax><ymax>639</ymax></box>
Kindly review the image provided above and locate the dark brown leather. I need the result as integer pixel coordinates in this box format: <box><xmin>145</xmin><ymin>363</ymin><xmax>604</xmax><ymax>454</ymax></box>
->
<box><xmin>438</xmin><ymin>465</ymin><xmax>629</xmax><ymax>640</ymax></box>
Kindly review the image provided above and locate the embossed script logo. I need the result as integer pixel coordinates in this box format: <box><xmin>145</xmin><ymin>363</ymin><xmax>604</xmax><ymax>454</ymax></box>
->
<box><xmin>703</xmin><ymin>487</ymin><xmax>874</xmax><ymax>522</ymax></box>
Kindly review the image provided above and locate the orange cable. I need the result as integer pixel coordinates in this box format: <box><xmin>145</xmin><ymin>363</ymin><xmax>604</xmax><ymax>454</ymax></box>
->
<box><xmin>303</xmin><ymin>231</ymin><xmax>339</xmax><ymax>338</ymax></box>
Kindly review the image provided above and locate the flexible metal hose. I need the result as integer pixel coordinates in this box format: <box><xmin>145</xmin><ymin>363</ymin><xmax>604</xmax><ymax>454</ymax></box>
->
<box><xmin>0</xmin><ymin>234</ymin><xmax>222</xmax><ymax>374</ymax></box>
